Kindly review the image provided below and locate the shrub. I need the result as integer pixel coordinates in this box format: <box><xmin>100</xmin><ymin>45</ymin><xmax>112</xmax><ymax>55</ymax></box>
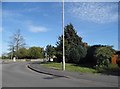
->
<box><xmin>68</xmin><ymin>45</ymin><xmax>87</xmax><ymax>64</ymax></box>
<box><xmin>116</xmin><ymin>59</ymin><xmax>120</xmax><ymax>67</ymax></box>
<box><xmin>94</xmin><ymin>47</ymin><xmax>114</xmax><ymax>67</ymax></box>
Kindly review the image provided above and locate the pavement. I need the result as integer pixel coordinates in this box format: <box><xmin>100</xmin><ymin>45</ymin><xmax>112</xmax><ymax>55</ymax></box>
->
<box><xmin>28</xmin><ymin>61</ymin><xmax>119</xmax><ymax>84</ymax></box>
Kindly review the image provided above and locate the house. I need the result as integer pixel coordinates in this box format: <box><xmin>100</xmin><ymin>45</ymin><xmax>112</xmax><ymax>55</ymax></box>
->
<box><xmin>111</xmin><ymin>51</ymin><xmax>120</xmax><ymax>64</ymax></box>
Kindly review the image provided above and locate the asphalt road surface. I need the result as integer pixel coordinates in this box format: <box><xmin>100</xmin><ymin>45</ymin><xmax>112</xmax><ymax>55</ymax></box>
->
<box><xmin>2</xmin><ymin>62</ymin><xmax>118</xmax><ymax>87</ymax></box>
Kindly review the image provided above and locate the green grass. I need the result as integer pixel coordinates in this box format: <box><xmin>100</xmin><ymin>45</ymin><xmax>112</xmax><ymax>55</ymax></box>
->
<box><xmin>41</xmin><ymin>62</ymin><xmax>97</xmax><ymax>73</ymax></box>
<box><xmin>96</xmin><ymin>64</ymin><xmax>120</xmax><ymax>75</ymax></box>
<box><xmin>41</xmin><ymin>62</ymin><xmax>120</xmax><ymax>75</ymax></box>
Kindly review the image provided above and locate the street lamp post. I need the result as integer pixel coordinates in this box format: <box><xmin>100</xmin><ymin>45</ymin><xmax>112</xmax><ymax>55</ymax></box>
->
<box><xmin>62</xmin><ymin>0</ymin><xmax>65</xmax><ymax>71</ymax></box>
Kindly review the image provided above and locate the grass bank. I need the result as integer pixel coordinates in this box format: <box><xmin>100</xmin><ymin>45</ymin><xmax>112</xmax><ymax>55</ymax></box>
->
<box><xmin>41</xmin><ymin>62</ymin><xmax>120</xmax><ymax>75</ymax></box>
<box><xmin>41</xmin><ymin>62</ymin><xmax>97</xmax><ymax>73</ymax></box>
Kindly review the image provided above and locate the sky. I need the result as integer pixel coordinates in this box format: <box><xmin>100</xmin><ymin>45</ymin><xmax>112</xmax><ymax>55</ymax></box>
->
<box><xmin>0</xmin><ymin>2</ymin><xmax>2</xmax><ymax>56</ymax></box>
<box><xmin>2</xmin><ymin>2</ymin><xmax>62</xmax><ymax>55</ymax></box>
<box><xmin>1</xmin><ymin>2</ymin><xmax>119</xmax><ymax>56</ymax></box>
<box><xmin>65</xmin><ymin>2</ymin><xmax>118</xmax><ymax>49</ymax></box>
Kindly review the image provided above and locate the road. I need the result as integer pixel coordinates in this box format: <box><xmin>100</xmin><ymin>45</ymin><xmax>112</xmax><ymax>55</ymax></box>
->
<box><xmin>2</xmin><ymin>62</ymin><xmax>118</xmax><ymax>87</ymax></box>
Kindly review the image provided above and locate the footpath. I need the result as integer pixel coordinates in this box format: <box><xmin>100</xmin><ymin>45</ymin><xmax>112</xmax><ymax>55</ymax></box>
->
<box><xmin>27</xmin><ymin>61</ymin><xmax>118</xmax><ymax>84</ymax></box>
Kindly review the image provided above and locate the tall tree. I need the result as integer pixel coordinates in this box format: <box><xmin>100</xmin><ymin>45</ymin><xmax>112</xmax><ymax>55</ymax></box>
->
<box><xmin>8</xmin><ymin>37</ymin><xmax>15</xmax><ymax>59</ymax></box>
<box><xmin>8</xmin><ymin>29</ymin><xmax>26</xmax><ymax>59</ymax></box>
<box><xmin>46</xmin><ymin>45</ymin><xmax>56</xmax><ymax>61</ymax></box>
<box><xmin>56</xmin><ymin>23</ymin><xmax>87</xmax><ymax>64</ymax></box>
<box><xmin>64</xmin><ymin>23</ymin><xmax>83</xmax><ymax>46</ymax></box>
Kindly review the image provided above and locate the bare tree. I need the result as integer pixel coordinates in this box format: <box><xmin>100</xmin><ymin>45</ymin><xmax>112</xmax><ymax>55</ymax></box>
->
<box><xmin>8</xmin><ymin>29</ymin><xmax>26</xmax><ymax>59</ymax></box>
<box><xmin>8</xmin><ymin>41</ymin><xmax>15</xmax><ymax>59</ymax></box>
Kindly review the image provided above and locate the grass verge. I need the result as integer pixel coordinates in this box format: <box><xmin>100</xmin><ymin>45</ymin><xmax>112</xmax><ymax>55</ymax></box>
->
<box><xmin>96</xmin><ymin>64</ymin><xmax>120</xmax><ymax>75</ymax></box>
<box><xmin>41</xmin><ymin>62</ymin><xmax>97</xmax><ymax>73</ymax></box>
<box><xmin>41</xmin><ymin>62</ymin><xmax>120</xmax><ymax>75</ymax></box>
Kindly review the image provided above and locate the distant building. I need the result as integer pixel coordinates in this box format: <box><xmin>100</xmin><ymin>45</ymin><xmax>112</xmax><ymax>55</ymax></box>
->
<box><xmin>111</xmin><ymin>51</ymin><xmax>120</xmax><ymax>64</ymax></box>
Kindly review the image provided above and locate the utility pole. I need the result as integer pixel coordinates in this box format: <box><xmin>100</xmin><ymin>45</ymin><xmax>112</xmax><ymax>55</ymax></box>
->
<box><xmin>62</xmin><ymin>0</ymin><xmax>65</xmax><ymax>71</ymax></box>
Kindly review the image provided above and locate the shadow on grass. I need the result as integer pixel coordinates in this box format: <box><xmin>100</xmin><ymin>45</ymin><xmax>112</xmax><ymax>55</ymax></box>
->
<box><xmin>40</xmin><ymin>61</ymin><xmax>120</xmax><ymax>76</ymax></box>
<box><xmin>73</xmin><ymin>63</ymin><xmax>120</xmax><ymax>76</ymax></box>
<box><xmin>96</xmin><ymin>66</ymin><xmax>120</xmax><ymax>76</ymax></box>
<box><xmin>72</xmin><ymin>63</ymin><xmax>95</xmax><ymax>70</ymax></box>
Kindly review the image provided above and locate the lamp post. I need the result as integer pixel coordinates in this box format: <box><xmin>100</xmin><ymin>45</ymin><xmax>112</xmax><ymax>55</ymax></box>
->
<box><xmin>62</xmin><ymin>0</ymin><xmax>65</xmax><ymax>71</ymax></box>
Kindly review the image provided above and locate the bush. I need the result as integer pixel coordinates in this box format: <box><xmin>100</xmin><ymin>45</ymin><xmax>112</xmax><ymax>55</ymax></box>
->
<box><xmin>96</xmin><ymin>64</ymin><xmax>120</xmax><ymax>75</ymax></box>
<box><xmin>116</xmin><ymin>60</ymin><xmax>120</xmax><ymax>67</ymax></box>
<box><xmin>68</xmin><ymin>45</ymin><xmax>87</xmax><ymax>64</ymax></box>
<box><xmin>17</xmin><ymin>48</ymin><xmax>28</xmax><ymax>59</ymax></box>
<box><xmin>94</xmin><ymin>47</ymin><xmax>114</xmax><ymax>67</ymax></box>
<box><xmin>69</xmin><ymin>47</ymin><xmax>80</xmax><ymax>64</ymax></box>
<box><xmin>85</xmin><ymin>45</ymin><xmax>115</xmax><ymax>66</ymax></box>
<box><xmin>28</xmin><ymin>47</ymin><xmax>43</xmax><ymax>59</ymax></box>
<box><xmin>55</xmin><ymin>52</ymin><xmax>63</xmax><ymax>63</ymax></box>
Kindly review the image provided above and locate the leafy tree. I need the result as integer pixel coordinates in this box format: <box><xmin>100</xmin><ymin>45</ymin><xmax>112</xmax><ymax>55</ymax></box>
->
<box><xmin>85</xmin><ymin>45</ymin><xmax>100</xmax><ymax>64</ymax></box>
<box><xmin>17</xmin><ymin>47</ymin><xmax>28</xmax><ymax>59</ymax></box>
<box><xmin>56</xmin><ymin>36</ymin><xmax>63</xmax><ymax>62</ymax></box>
<box><xmin>46</xmin><ymin>45</ymin><xmax>56</xmax><ymax>60</ymax></box>
<box><xmin>56</xmin><ymin>23</ymin><xmax>87</xmax><ymax>64</ymax></box>
<box><xmin>94</xmin><ymin>46</ymin><xmax>114</xmax><ymax>67</ymax></box>
<box><xmin>85</xmin><ymin>45</ymin><xmax>115</xmax><ymax>66</ymax></box>
<box><xmin>1</xmin><ymin>53</ymin><xmax>9</xmax><ymax>59</ymax></box>
<box><xmin>28</xmin><ymin>47</ymin><xmax>43</xmax><ymax>59</ymax></box>
<box><xmin>68</xmin><ymin>45</ymin><xmax>87</xmax><ymax>64</ymax></box>
<box><xmin>64</xmin><ymin>23</ymin><xmax>83</xmax><ymax>46</ymax></box>
<box><xmin>65</xmin><ymin>24</ymin><xmax>87</xmax><ymax>63</ymax></box>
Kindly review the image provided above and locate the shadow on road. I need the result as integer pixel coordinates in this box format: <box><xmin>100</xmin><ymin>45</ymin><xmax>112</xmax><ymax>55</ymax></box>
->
<box><xmin>43</xmin><ymin>76</ymin><xmax>63</xmax><ymax>80</ymax></box>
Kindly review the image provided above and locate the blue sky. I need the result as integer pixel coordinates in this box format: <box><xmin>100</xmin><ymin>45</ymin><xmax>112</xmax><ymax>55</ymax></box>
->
<box><xmin>65</xmin><ymin>2</ymin><xmax>118</xmax><ymax>49</ymax></box>
<box><xmin>2</xmin><ymin>2</ymin><xmax>62</xmax><ymax>55</ymax></box>
<box><xmin>1</xmin><ymin>2</ymin><xmax>119</xmax><ymax>56</ymax></box>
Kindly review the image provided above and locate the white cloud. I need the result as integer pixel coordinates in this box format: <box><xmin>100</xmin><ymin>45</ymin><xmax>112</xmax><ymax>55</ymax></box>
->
<box><xmin>68</xmin><ymin>2</ymin><xmax>118</xmax><ymax>24</ymax></box>
<box><xmin>29</xmin><ymin>25</ymin><xmax>48</xmax><ymax>33</ymax></box>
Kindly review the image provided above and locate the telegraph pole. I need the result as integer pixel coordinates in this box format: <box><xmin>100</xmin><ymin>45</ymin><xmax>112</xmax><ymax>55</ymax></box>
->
<box><xmin>62</xmin><ymin>0</ymin><xmax>65</xmax><ymax>71</ymax></box>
